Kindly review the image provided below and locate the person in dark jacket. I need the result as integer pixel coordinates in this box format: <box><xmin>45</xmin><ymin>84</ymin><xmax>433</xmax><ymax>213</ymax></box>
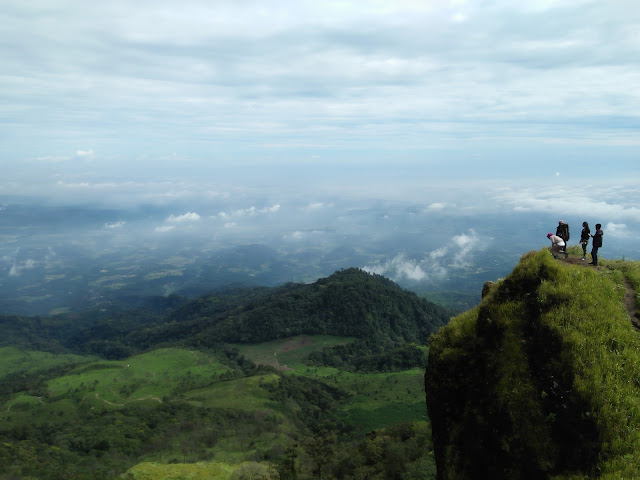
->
<box><xmin>556</xmin><ymin>220</ymin><xmax>570</xmax><ymax>255</ymax></box>
<box><xmin>590</xmin><ymin>224</ymin><xmax>603</xmax><ymax>266</ymax></box>
<box><xmin>580</xmin><ymin>221</ymin><xmax>591</xmax><ymax>260</ymax></box>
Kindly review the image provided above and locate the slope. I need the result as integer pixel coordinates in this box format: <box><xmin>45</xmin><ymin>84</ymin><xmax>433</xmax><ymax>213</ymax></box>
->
<box><xmin>425</xmin><ymin>249</ymin><xmax>640</xmax><ymax>479</ymax></box>
<box><xmin>135</xmin><ymin>267</ymin><xmax>452</xmax><ymax>351</ymax></box>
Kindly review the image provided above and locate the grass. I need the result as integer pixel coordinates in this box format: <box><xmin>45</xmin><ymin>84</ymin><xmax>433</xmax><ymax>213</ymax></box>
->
<box><xmin>1</xmin><ymin>337</ymin><xmax>432</xmax><ymax>477</ymax></box>
<box><xmin>125</xmin><ymin>460</ymin><xmax>233</xmax><ymax>480</ymax></box>
<box><xmin>429</xmin><ymin>249</ymin><xmax>640</xmax><ymax>479</ymax></box>
<box><xmin>232</xmin><ymin>335</ymin><xmax>355</xmax><ymax>370</ymax></box>
<box><xmin>0</xmin><ymin>346</ymin><xmax>95</xmax><ymax>378</ymax></box>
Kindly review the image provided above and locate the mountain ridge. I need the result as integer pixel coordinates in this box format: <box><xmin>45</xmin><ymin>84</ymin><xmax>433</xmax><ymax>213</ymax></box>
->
<box><xmin>425</xmin><ymin>249</ymin><xmax>640</xmax><ymax>479</ymax></box>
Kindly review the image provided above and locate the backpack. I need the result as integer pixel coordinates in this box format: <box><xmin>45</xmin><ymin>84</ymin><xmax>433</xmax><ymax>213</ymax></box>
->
<box><xmin>557</xmin><ymin>223</ymin><xmax>570</xmax><ymax>241</ymax></box>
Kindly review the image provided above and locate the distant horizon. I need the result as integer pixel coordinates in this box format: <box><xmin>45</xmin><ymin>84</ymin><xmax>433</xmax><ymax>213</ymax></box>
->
<box><xmin>1</xmin><ymin>1</ymin><xmax>638</xmax><ymax>315</ymax></box>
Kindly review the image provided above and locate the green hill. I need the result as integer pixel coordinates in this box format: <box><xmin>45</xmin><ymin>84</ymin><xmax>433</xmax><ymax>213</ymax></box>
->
<box><xmin>0</xmin><ymin>268</ymin><xmax>447</xmax><ymax>480</ymax></box>
<box><xmin>425</xmin><ymin>250</ymin><xmax>640</xmax><ymax>479</ymax></box>
<box><xmin>135</xmin><ymin>267</ymin><xmax>451</xmax><ymax>353</ymax></box>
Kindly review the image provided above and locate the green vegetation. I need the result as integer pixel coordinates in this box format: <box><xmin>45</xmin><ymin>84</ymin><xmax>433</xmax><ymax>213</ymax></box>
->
<box><xmin>0</xmin><ymin>342</ymin><xmax>435</xmax><ymax>480</ymax></box>
<box><xmin>0</xmin><ymin>269</ymin><xmax>445</xmax><ymax>479</ymax></box>
<box><xmin>426</xmin><ymin>249</ymin><xmax>640</xmax><ymax>479</ymax></box>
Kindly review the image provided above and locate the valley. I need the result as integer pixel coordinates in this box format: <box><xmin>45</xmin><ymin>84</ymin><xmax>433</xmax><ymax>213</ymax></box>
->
<box><xmin>0</xmin><ymin>268</ymin><xmax>445</xmax><ymax>480</ymax></box>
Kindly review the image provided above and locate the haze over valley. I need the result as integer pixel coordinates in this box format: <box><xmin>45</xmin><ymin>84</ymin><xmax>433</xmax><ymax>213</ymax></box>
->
<box><xmin>3</xmin><ymin>177</ymin><xmax>639</xmax><ymax>316</ymax></box>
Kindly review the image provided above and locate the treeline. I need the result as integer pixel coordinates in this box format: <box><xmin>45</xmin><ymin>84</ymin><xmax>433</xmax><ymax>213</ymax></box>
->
<box><xmin>141</xmin><ymin>268</ymin><xmax>451</xmax><ymax>350</ymax></box>
<box><xmin>307</xmin><ymin>343</ymin><xmax>428</xmax><ymax>372</ymax></box>
<box><xmin>0</xmin><ymin>268</ymin><xmax>450</xmax><ymax>371</ymax></box>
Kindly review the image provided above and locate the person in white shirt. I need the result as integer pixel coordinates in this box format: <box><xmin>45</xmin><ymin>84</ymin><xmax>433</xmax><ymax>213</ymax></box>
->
<box><xmin>547</xmin><ymin>233</ymin><xmax>567</xmax><ymax>259</ymax></box>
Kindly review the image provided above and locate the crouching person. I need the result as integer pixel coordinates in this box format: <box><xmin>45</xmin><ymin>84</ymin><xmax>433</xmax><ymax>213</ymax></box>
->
<box><xmin>547</xmin><ymin>232</ymin><xmax>567</xmax><ymax>259</ymax></box>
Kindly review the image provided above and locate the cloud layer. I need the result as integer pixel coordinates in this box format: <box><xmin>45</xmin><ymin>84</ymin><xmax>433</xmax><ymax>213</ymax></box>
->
<box><xmin>0</xmin><ymin>0</ymin><xmax>638</xmax><ymax>191</ymax></box>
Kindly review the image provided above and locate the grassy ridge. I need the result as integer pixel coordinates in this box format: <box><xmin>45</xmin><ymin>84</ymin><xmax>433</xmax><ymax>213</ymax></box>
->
<box><xmin>426</xmin><ymin>250</ymin><xmax>640</xmax><ymax>479</ymax></box>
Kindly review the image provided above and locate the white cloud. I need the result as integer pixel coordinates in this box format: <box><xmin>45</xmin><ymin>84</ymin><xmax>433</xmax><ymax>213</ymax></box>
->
<box><xmin>9</xmin><ymin>259</ymin><xmax>37</xmax><ymax>276</ymax></box>
<box><xmin>167</xmin><ymin>212</ymin><xmax>200</xmax><ymax>223</ymax></box>
<box><xmin>364</xmin><ymin>254</ymin><xmax>429</xmax><ymax>282</ymax></box>
<box><xmin>363</xmin><ymin>229</ymin><xmax>480</xmax><ymax>283</ymax></box>
<box><xmin>154</xmin><ymin>225</ymin><xmax>175</xmax><ymax>233</ymax></box>
<box><xmin>219</xmin><ymin>204</ymin><xmax>281</xmax><ymax>218</ymax></box>
<box><xmin>605</xmin><ymin>222</ymin><xmax>627</xmax><ymax>235</ymax></box>
<box><xmin>451</xmin><ymin>230</ymin><xmax>479</xmax><ymax>267</ymax></box>
<box><xmin>105</xmin><ymin>221</ymin><xmax>126</xmax><ymax>229</ymax></box>
<box><xmin>76</xmin><ymin>149</ymin><xmax>94</xmax><ymax>158</ymax></box>
<box><xmin>494</xmin><ymin>185</ymin><xmax>640</xmax><ymax>224</ymax></box>
<box><xmin>427</xmin><ymin>202</ymin><xmax>447</xmax><ymax>210</ymax></box>
<box><xmin>283</xmin><ymin>229</ymin><xmax>326</xmax><ymax>241</ymax></box>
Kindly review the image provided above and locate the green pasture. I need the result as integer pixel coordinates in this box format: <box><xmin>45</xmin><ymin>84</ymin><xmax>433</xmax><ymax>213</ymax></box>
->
<box><xmin>125</xmin><ymin>460</ymin><xmax>234</xmax><ymax>480</ymax></box>
<box><xmin>0</xmin><ymin>347</ymin><xmax>233</xmax><ymax>426</ymax></box>
<box><xmin>0</xmin><ymin>346</ymin><xmax>95</xmax><ymax>378</ymax></box>
<box><xmin>232</xmin><ymin>334</ymin><xmax>356</xmax><ymax>370</ymax></box>
<box><xmin>183</xmin><ymin>374</ymin><xmax>279</xmax><ymax>409</ymax></box>
<box><xmin>289</xmin><ymin>364</ymin><xmax>427</xmax><ymax>432</ymax></box>
<box><xmin>45</xmin><ymin>348</ymin><xmax>231</xmax><ymax>404</ymax></box>
<box><xmin>235</xmin><ymin>335</ymin><xmax>429</xmax><ymax>432</ymax></box>
<box><xmin>125</xmin><ymin>460</ymin><xmax>280</xmax><ymax>480</ymax></box>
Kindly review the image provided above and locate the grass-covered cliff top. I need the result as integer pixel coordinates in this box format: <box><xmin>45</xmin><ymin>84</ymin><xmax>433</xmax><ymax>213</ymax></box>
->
<box><xmin>426</xmin><ymin>249</ymin><xmax>640</xmax><ymax>480</ymax></box>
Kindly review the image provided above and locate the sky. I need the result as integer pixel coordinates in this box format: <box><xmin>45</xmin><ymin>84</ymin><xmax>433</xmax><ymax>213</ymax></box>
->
<box><xmin>1</xmin><ymin>0</ymin><xmax>640</xmax><ymax>293</ymax></box>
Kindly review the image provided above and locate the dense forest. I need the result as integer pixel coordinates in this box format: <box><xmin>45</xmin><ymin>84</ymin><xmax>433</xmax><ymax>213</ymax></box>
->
<box><xmin>1</xmin><ymin>268</ymin><xmax>451</xmax><ymax>366</ymax></box>
<box><xmin>0</xmin><ymin>268</ymin><xmax>448</xmax><ymax>479</ymax></box>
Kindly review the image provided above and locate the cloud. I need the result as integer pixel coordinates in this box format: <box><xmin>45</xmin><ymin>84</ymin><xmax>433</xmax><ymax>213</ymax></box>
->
<box><xmin>105</xmin><ymin>221</ymin><xmax>126</xmax><ymax>229</ymax></box>
<box><xmin>76</xmin><ymin>149</ymin><xmax>94</xmax><ymax>158</ymax></box>
<box><xmin>363</xmin><ymin>229</ymin><xmax>480</xmax><ymax>283</ymax></box>
<box><xmin>451</xmin><ymin>230</ymin><xmax>479</xmax><ymax>267</ymax></box>
<box><xmin>306</xmin><ymin>202</ymin><xmax>327</xmax><ymax>209</ymax></box>
<box><xmin>218</xmin><ymin>204</ymin><xmax>281</xmax><ymax>219</ymax></box>
<box><xmin>9</xmin><ymin>259</ymin><xmax>37</xmax><ymax>276</ymax></box>
<box><xmin>427</xmin><ymin>202</ymin><xmax>447</xmax><ymax>210</ymax></box>
<box><xmin>1</xmin><ymin>0</ymin><xmax>638</xmax><ymax>184</ymax></box>
<box><xmin>605</xmin><ymin>222</ymin><xmax>627</xmax><ymax>235</ymax></box>
<box><xmin>167</xmin><ymin>212</ymin><xmax>201</xmax><ymax>223</ymax></box>
<box><xmin>494</xmin><ymin>185</ymin><xmax>640</xmax><ymax>224</ymax></box>
<box><xmin>283</xmin><ymin>229</ymin><xmax>326</xmax><ymax>241</ymax></box>
<box><xmin>364</xmin><ymin>254</ymin><xmax>429</xmax><ymax>282</ymax></box>
<box><xmin>154</xmin><ymin>225</ymin><xmax>175</xmax><ymax>233</ymax></box>
<box><xmin>235</xmin><ymin>205</ymin><xmax>280</xmax><ymax>215</ymax></box>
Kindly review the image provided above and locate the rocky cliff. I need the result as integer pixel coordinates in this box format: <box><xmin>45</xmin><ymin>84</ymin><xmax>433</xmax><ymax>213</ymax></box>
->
<box><xmin>425</xmin><ymin>250</ymin><xmax>640</xmax><ymax>479</ymax></box>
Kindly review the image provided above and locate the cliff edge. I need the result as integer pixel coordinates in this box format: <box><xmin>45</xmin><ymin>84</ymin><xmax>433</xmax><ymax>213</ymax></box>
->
<box><xmin>425</xmin><ymin>249</ymin><xmax>640</xmax><ymax>479</ymax></box>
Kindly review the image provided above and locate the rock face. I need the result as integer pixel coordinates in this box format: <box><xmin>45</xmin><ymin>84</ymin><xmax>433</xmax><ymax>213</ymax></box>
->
<box><xmin>425</xmin><ymin>250</ymin><xmax>640</xmax><ymax>480</ymax></box>
<box><xmin>481</xmin><ymin>281</ymin><xmax>495</xmax><ymax>298</ymax></box>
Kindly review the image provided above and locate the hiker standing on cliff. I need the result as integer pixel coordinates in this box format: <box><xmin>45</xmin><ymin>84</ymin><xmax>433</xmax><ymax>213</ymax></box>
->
<box><xmin>556</xmin><ymin>220</ymin><xmax>570</xmax><ymax>255</ymax></box>
<box><xmin>580</xmin><ymin>221</ymin><xmax>591</xmax><ymax>261</ymax></box>
<box><xmin>547</xmin><ymin>233</ymin><xmax>567</xmax><ymax>259</ymax></box>
<box><xmin>590</xmin><ymin>224</ymin><xmax>603</xmax><ymax>266</ymax></box>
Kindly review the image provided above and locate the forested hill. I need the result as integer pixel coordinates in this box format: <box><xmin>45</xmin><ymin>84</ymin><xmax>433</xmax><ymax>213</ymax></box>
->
<box><xmin>0</xmin><ymin>268</ymin><xmax>452</xmax><ymax>360</ymax></box>
<box><xmin>136</xmin><ymin>267</ymin><xmax>452</xmax><ymax>349</ymax></box>
<box><xmin>425</xmin><ymin>250</ymin><xmax>640</xmax><ymax>479</ymax></box>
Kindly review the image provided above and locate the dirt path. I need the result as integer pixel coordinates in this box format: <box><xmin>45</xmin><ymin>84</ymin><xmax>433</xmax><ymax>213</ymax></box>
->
<box><xmin>621</xmin><ymin>277</ymin><xmax>640</xmax><ymax>329</ymax></box>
